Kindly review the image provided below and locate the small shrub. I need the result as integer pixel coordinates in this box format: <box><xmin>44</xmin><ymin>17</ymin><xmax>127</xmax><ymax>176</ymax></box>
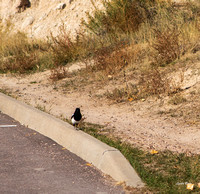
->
<box><xmin>84</xmin><ymin>0</ymin><xmax>157</xmax><ymax>36</ymax></box>
<box><xmin>138</xmin><ymin>68</ymin><xmax>170</xmax><ymax>98</ymax></box>
<box><xmin>49</xmin><ymin>24</ymin><xmax>98</xmax><ymax>80</ymax></box>
<box><xmin>5</xmin><ymin>53</ymin><xmax>37</xmax><ymax>73</ymax></box>
<box><xmin>151</xmin><ymin>27</ymin><xmax>181</xmax><ymax>66</ymax></box>
<box><xmin>50</xmin><ymin>66</ymin><xmax>68</xmax><ymax>81</ymax></box>
<box><xmin>105</xmin><ymin>88</ymin><xmax>128</xmax><ymax>102</ymax></box>
<box><xmin>50</xmin><ymin>24</ymin><xmax>98</xmax><ymax>65</ymax></box>
<box><xmin>50</xmin><ymin>29</ymin><xmax>76</xmax><ymax>67</ymax></box>
<box><xmin>93</xmin><ymin>43</ymin><xmax>130</xmax><ymax>75</ymax></box>
<box><xmin>91</xmin><ymin>39</ymin><xmax>146</xmax><ymax>76</ymax></box>
<box><xmin>105</xmin><ymin>83</ymin><xmax>140</xmax><ymax>102</ymax></box>
<box><xmin>169</xmin><ymin>95</ymin><xmax>187</xmax><ymax>105</ymax></box>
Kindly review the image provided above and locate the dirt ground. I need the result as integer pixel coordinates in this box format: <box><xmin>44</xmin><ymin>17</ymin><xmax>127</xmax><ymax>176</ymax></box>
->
<box><xmin>0</xmin><ymin>61</ymin><xmax>200</xmax><ymax>154</ymax></box>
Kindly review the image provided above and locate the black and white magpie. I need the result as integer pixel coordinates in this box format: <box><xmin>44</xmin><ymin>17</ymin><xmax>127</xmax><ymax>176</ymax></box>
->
<box><xmin>71</xmin><ymin>108</ymin><xmax>82</xmax><ymax>128</ymax></box>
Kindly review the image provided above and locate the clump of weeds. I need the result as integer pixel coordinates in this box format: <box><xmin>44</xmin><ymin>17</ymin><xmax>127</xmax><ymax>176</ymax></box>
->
<box><xmin>168</xmin><ymin>95</ymin><xmax>187</xmax><ymax>105</ymax></box>
<box><xmin>0</xmin><ymin>21</ymin><xmax>52</xmax><ymax>73</ymax></box>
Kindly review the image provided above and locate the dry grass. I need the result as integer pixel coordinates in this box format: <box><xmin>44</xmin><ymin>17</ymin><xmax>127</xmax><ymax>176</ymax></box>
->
<box><xmin>83</xmin><ymin>0</ymin><xmax>148</xmax><ymax>35</ymax></box>
<box><xmin>93</xmin><ymin>44</ymin><xmax>129</xmax><ymax>75</ymax></box>
<box><xmin>105</xmin><ymin>88</ymin><xmax>128</xmax><ymax>102</ymax></box>
<box><xmin>104</xmin><ymin>66</ymin><xmax>185</xmax><ymax>102</ymax></box>
<box><xmin>87</xmin><ymin>1</ymin><xmax>199</xmax><ymax>104</ymax></box>
<box><xmin>0</xmin><ymin>0</ymin><xmax>199</xmax><ymax>108</ymax></box>
<box><xmin>49</xmin><ymin>24</ymin><xmax>98</xmax><ymax>80</ymax></box>
<box><xmin>168</xmin><ymin>95</ymin><xmax>187</xmax><ymax>105</ymax></box>
<box><xmin>161</xmin><ymin>85</ymin><xmax>200</xmax><ymax>125</ymax></box>
<box><xmin>0</xmin><ymin>21</ymin><xmax>51</xmax><ymax>73</ymax></box>
<box><xmin>151</xmin><ymin>27</ymin><xmax>181</xmax><ymax>66</ymax></box>
<box><xmin>50</xmin><ymin>66</ymin><xmax>68</xmax><ymax>81</ymax></box>
<box><xmin>138</xmin><ymin>68</ymin><xmax>171</xmax><ymax>97</ymax></box>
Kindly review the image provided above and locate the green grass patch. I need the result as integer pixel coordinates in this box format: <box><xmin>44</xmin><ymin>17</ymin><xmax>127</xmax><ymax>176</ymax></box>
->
<box><xmin>79</xmin><ymin>122</ymin><xmax>200</xmax><ymax>193</ymax></box>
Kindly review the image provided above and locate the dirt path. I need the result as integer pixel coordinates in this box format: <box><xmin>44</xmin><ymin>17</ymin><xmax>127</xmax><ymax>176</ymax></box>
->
<box><xmin>0</xmin><ymin>69</ymin><xmax>200</xmax><ymax>154</ymax></box>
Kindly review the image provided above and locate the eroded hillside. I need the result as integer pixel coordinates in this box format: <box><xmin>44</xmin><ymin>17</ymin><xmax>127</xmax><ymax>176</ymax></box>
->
<box><xmin>0</xmin><ymin>0</ymin><xmax>103</xmax><ymax>39</ymax></box>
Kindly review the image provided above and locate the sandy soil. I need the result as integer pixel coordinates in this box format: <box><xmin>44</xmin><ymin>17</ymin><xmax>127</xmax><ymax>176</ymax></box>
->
<box><xmin>0</xmin><ymin>63</ymin><xmax>200</xmax><ymax>154</ymax></box>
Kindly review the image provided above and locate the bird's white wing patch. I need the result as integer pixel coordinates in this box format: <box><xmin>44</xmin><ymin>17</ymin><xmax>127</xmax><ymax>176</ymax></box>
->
<box><xmin>71</xmin><ymin>117</ymin><xmax>79</xmax><ymax>125</ymax></box>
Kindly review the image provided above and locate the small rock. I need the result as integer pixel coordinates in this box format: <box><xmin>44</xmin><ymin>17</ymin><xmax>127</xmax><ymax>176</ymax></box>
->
<box><xmin>39</xmin><ymin>13</ymin><xmax>47</xmax><ymax>21</ymax></box>
<box><xmin>108</xmin><ymin>75</ymin><xmax>112</xmax><ymax>79</ymax></box>
<box><xmin>55</xmin><ymin>3</ymin><xmax>66</xmax><ymax>10</ymax></box>
<box><xmin>70</xmin><ymin>4</ymin><xmax>76</xmax><ymax>10</ymax></box>
<box><xmin>68</xmin><ymin>64</ymin><xmax>81</xmax><ymax>72</ymax></box>
<box><xmin>22</xmin><ymin>16</ymin><xmax>35</xmax><ymax>28</ymax></box>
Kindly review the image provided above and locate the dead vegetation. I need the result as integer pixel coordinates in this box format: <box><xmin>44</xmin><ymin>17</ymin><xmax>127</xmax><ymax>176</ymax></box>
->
<box><xmin>0</xmin><ymin>21</ymin><xmax>52</xmax><ymax>74</ymax></box>
<box><xmin>0</xmin><ymin>0</ymin><xmax>199</xmax><ymax>123</ymax></box>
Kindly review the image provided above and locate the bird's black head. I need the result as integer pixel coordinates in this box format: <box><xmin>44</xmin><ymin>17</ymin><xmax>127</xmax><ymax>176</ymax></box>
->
<box><xmin>75</xmin><ymin>108</ymin><xmax>80</xmax><ymax>114</ymax></box>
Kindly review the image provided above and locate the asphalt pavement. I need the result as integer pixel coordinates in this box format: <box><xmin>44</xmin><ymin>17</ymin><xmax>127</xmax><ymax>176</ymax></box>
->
<box><xmin>0</xmin><ymin>112</ymin><xmax>124</xmax><ymax>194</ymax></box>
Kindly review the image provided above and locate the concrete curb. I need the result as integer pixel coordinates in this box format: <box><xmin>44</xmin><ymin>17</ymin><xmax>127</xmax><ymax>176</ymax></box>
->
<box><xmin>0</xmin><ymin>92</ymin><xmax>144</xmax><ymax>188</ymax></box>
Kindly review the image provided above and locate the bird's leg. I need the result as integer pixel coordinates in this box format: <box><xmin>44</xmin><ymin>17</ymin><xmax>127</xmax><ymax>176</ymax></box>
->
<box><xmin>75</xmin><ymin>124</ymin><xmax>79</xmax><ymax>130</ymax></box>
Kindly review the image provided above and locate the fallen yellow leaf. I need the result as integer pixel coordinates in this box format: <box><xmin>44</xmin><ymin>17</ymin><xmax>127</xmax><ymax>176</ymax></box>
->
<box><xmin>128</xmin><ymin>98</ymin><xmax>133</xmax><ymax>102</ymax></box>
<box><xmin>86</xmin><ymin>163</ymin><xmax>92</xmax><ymax>167</ymax></box>
<box><xmin>187</xmin><ymin>183</ymin><xmax>194</xmax><ymax>190</ymax></box>
<box><xmin>141</xmin><ymin>98</ymin><xmax>145</xmax><ymax>102</ymax></box>
<box><xmin>62</xmin><ymin>147</ymin><xmax>67</xmax><ymax>150</ymax></box>
<box><xmin>150</xmin><ymin>150</ymin><xmax>158</xmax><ymax>155</ymax></box>
<box><xmin>116</xmin><ymin>181</ymin><xmax>125</xmax><ymax>186</ymax></box>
